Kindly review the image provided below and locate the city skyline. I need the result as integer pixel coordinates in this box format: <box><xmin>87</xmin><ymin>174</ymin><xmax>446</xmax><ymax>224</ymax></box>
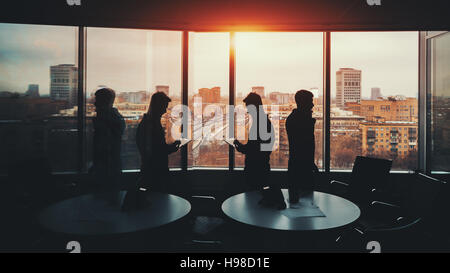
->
<box><xmin>1</xmin><ymin>24</ymin><xmax>418</xmax><ymax>99</ymax></box>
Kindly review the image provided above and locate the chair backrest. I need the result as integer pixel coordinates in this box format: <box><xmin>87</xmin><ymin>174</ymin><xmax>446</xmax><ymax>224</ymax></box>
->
<box><xmin>425</xmin><ymin>176</ymin><xmax>450</xmax><ymax>239</ymax></box>
<box><xmin>348</xmin><ymin>156</ymin><xmax>393</xmax><ymax>205</ymax></box>
<box><xmin>401</xmin><ymin>173</ymin><xmax>444</xmax><ymax>219</ymax></box>
<box><xmin>351</xmin><ymin>156</ymin><xmax>393</xmax><ymax>189</ymax></box>
<box><xmin>189</xmin><ymin>195</ymin><xmax>219</xmax><ymax>217</ymax></box>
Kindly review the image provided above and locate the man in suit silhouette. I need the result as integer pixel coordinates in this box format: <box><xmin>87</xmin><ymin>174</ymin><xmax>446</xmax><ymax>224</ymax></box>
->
<box><xmin>136</xmin><ymin>92</ymin><xmax>180</xmax><ymax>192</ymax></box>
<box><xmin>233</xmin><ymin>93</ymin><xmax>286</xmax><ymax>210</ymax></box>
<box><xmin>91</xmin><ymin>88</ymin><xmax>125</xmax><ymax>195</ymax></box>
<box><xmin>286</xmin><ymin>90</ymin><xmax>318</xmax><ymax>204</ymax></box>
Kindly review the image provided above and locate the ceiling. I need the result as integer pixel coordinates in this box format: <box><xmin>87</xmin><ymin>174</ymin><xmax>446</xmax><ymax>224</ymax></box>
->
<box><xmin>1</xmin><ymin>0</ymin><xmax>449</xmax><ymax>31</ymax></box>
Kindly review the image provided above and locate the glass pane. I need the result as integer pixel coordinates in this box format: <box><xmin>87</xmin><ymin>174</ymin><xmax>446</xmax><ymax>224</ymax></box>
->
<box><xmin>86</xmin><ymin>28</ymin><xmax>182</xmax><ymax>171</ymax></box>
<box><xmin>188</xmin><ymin>32</ymin><xmax>230</xmax><ymax>168</ymax></box>
<box><xmin>428</xmin><ymin>32</ymin><xmax>450</xmax><ymax>172</ymax></box>
<box><xmin>331</xmin><ymin>32</ymin><xmax>419</xmax><ymax>171</ymax></box>
<box><xmin>235</xmin><ymin>32</ymin><xmax>323</xmax><ymax>169</ymax></box>
<box><xmin>0</xmin><ymin>23</ymin><xmax>78</xmax><ymax>173</ymax></box>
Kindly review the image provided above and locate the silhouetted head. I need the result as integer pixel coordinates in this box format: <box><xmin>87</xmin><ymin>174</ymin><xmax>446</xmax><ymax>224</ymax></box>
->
<box><xmin>149</xmin><ymin>92</ymin><xmax>171</xmax><ymax>116</ymax></box>
<box><xmin>244</xmin><ymin>92</ymin><xmax>263</xmax><ymax>109</ymax></box>
<box><xmin>243</xmin><ymin>93</ymin><xmax>264</xmax><ymax>116</ymax></box>
<box><xmin>295</xmin><ymin>90</ymin><xmax>314</xmax><ymax>112</ymax></box>
<box><xmin>95</xmin><ymin>88</ymin><xmax>116</xmax><ymax>110</ymax></box>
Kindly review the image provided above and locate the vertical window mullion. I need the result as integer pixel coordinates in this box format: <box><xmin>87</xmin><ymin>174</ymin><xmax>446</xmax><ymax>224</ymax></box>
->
<box><xmin>323</xmin><ymin>32</ymin><xmax>331</xmax><ymax>173</ymax></box>
<box><xmin>181</xmin><ymin>31</ymin><xmax>189</xmax><ymax>172</ymax></box>
<box><xmin>77</xmin><ymin>26</ymin><xmax>86</xmax><ymax>174</ymax></box>
<box><xmin>229</xmin><ymin>32</ymin><xmax>236</xmax><ymax>171</ymax></box>
<box><xmin>418</xmin><ymin>31</ymin><xmax>427</xmax><ymax>173</ymax></box>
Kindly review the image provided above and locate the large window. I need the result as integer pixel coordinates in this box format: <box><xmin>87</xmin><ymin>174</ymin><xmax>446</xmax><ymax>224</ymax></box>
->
<box><xmin>331</xmin><ymin>32</ymin><xmax>419</xmax><ymax>171</ymax></box>
<box><xmin>2</xmin><ymin>23</ymin><xmax>447</xmax><ymax>174</ymax></box>
<box><xmin>86</xmin><ymin>28</ymin><xmax>182</xmax><ymax>171</ymax></box>
<box><xmin>235</xmin><ymin>32</ymin><xmax>323</xmax><ymax>169</ymax></box>
<box><xmin>427</xmin><ymin>32</ymin><xmax>450</xmax><ymax>172</ymax></box>
<box><xmin>188</xmin><ymin>32</ymin><xmax>230</xmax><ymax>169</ymax></box>
<box><xmin>0</xmin><ymin>23</ymin><xmax>78</xmax><ymax>173</ymax></box>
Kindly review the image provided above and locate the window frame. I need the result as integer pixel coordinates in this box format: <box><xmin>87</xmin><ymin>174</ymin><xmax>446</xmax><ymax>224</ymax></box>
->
<box><xmin>421</xmin><ymin>30</ymin><xmax>450</xmax><ymax>174</ymax></box>
<box><xmin>1</xmin><ymin>23</ymin><xmax>434</xmax><ymax>175</ymax></box>
<box><xmin>73</xmin><ymin>28</ymin><xmax>428</xmax><ymax>174</ymax></box>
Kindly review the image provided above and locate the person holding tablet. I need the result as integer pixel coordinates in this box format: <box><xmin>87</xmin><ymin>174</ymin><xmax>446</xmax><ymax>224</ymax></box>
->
<box><xmin>232</xmin><ymin>93</ymin><xmax>286</xmax><ymax>210</ymax></box>
<box><xmin>136</xmin><ymin>92</ymin><xmax>181</xmax><ymax>192</ymax></box>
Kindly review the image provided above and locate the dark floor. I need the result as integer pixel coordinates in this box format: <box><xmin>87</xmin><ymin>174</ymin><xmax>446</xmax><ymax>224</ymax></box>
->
<box><xmin>1</xmin><ymin>171</ymin><xmax>449</xmax><ymax>253</ymax></box>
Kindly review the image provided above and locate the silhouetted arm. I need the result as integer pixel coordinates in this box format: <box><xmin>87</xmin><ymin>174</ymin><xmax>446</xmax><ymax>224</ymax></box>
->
<box><xmin>110</xmin><ymin>108</ymin><xmax>125</xmax><ymax>137</ymax></box>
<box><xmin>234</xmin><ymin>140</ymin><xmax>246</xmax><ymax>154</ymax></box>
<box><xmin>167</xmin><ymin>141</ymin><xmax>181</xmax><ymax>154</ymax></box>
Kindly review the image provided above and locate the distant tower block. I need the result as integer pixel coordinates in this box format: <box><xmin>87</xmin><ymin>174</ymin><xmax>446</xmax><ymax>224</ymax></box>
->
<box><xmin>371</xmin><ymin>87</ymin><xmax>382</xmax><ymax>100</ymax></box>
<box><xmin>252</xmin><ymin>86</ymin><xmax>265</xmax><ymax>98</ymax></box>
<box><xmin>336</xmin><ymin>68</ymin><xmax>362</xmax><ymax>108</ymax></box>
<box><xmin>199</xmin><ymin>87</ymin><xmax>221</xmax><ymax>104</ymax></box>
<box><xmin>26</xmin><ymin>84</ymin><xmax>40</xmax><ymax>98</ymax></box>
<box><xmin>156</xmin><ymin>85</ymin><xmax>170</xmax><ymax>96</ymax></box>
<box><xmin>50</xmin><ymin>64</ymin><xmax>78</xmax><ymax>107</ymax></box>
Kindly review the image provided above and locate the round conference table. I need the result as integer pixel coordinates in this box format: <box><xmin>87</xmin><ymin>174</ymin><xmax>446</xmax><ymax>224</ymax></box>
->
<box><xmin>222</xmin><ymin>190</ymin><xmax>360</xmax><ymax>232</ymax></box>
<box><xmin>38</xmin><ymin>191</ymin><xmax>191</xmax><ymax>236</ymax></box>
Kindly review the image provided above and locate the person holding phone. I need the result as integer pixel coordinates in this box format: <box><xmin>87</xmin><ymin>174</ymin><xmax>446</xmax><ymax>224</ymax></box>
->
<box><xmin>286</xmin><ymin>90</ymin><xmax>319</xmax><ymax>204</ymax></box>
<box><xmin>136</xmin><ymin>92</ymin><xmax>181</xmax><ymax>192</ymax></box>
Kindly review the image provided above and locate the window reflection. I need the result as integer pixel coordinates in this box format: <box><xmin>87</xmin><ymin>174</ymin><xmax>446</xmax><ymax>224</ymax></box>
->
<box><xmin>86</xmin><ymin>28</ymin><xmax>183</xmax><ymax>171</ymax></box>
<box><xmin>428</xmin><ymin>32</ymin><xmax>450</xmax><ymax>172</ymax></box>
<box><xmin>0</xmin><ymin>23</ymin><xmax>78</xmax><ymax>173</ymax></box>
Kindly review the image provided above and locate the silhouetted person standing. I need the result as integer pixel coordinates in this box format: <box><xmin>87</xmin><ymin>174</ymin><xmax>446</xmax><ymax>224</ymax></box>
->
<box><xmin>234</xmin><ymin>93</ymin><xmax>286</xmax><ymax>210</ymax></box>
<box><xmin>286</xmin><ymin>90</ymin><xmax>318</xmax><ymax>204</ymax></box>
<box><xmin>136</xmin><ymin>92</ymin><xmax>180</xmax><ymax>192</ymax></box>
<box><xmin>91</xmin><ymin>88</ymin><xmax>125</xmax><ymax>194</ymax></box>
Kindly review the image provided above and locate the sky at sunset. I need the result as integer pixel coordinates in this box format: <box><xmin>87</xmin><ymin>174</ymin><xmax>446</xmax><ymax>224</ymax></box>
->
<box><xmin>0</xmin><ymin>23</ymin><xmax>418</xmax><ymax>99</ymax></box>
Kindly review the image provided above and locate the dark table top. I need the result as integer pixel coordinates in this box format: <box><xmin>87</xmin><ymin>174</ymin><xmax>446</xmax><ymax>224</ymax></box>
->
<box><xmin>38</xmin><ymin>191</ymin><xmax>191</xmax><ymax>236</ymax></box>
<box><xmin>222</xmin><ymin>190</ymin><xmax>360</xmax><ymax>231</ymax></box>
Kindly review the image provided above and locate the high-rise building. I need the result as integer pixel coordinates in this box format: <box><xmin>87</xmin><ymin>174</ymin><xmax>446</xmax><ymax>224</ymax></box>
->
<box><xmin>371</xmin><ymin>87</ymin><xmax>382</xmax><ymax>100</ymax></box>
<box><xmin>336</xmin><ymin>68</ymin><xmax>362</xmax><ymax>108</ymax></box>
<box><xmin>198</xmin><ymin>87</ymin><xmax>221</xmax><ymax>104</ymax></box>
<box><xmin>26</xmin><ymin>84</ymin><xmax>40</xmax><ymax>98</ymax></box>
<box><xmin>252</xmin><ymin>86</ymin><xmax>265</xmax><ymax>98</ymax></box>
<box><xmin>50</xmin><ymin>64</ymin><xmax>78</xmax><ymax>107</ymax></box>
<box><xmin>156</xmin><ymin>85</ymin><xmax>170</xmax><ymax>96</ymax></box>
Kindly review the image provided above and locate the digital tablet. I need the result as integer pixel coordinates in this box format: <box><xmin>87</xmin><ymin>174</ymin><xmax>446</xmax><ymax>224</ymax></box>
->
<box><xmin>223</xmin><ymin>138</ymin><xmax>235</xmax><ymax>146</ymax></box>
<box><xmin>179</xmin><ymin>139</ymin><xmax>192</xmax><ymax>147</ymax></box>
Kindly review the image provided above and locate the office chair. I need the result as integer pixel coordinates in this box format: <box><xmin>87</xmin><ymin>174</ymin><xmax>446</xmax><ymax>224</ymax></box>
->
<box><xmin>183</xmin><ymin>195</ymin><xmax>225</xmax><ymax>251</ymax></box>
<box><xmin>330</xmin><ymin>156</ymin><xmax>393</xmax><ymax>211</ymax></box>
<box><xmin>337</xmin><ymin>172</ymin><xmax>446</xmax><ymax>252</ymax></box>
<box><xmin>411</xmin><ymin>174</ymin><xmax>450</xmax><ymax>251</ymax></box>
